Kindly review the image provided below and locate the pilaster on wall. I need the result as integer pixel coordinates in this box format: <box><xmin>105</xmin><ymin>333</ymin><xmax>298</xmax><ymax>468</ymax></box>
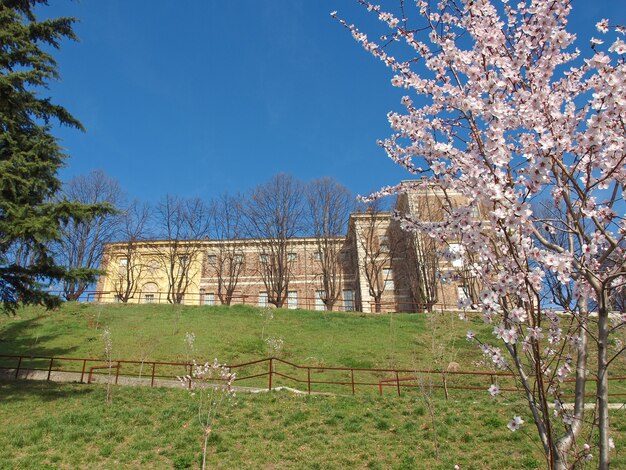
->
<box><xmin>353</xmin><ymin>223</ymin><xmax>373</xmax><ymax>312</ymax></box>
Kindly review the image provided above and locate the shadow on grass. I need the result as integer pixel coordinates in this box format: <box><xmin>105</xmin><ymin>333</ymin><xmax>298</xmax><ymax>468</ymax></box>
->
<box><xmin>0</xmin><ymin>316</ymin><xmax>80</xmax><ymax>359</ymax></box>
<box><xmin>0</xmin><ymin>379</ymin><xmax>94</xmax><ymax>403</ymax></box>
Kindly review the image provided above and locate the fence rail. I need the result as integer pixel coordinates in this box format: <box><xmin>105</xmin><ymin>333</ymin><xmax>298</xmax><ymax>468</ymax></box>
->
<box><xmin>1</xmin><ymin>354</ymin><xmax>625</xmax><ymax>399</ymax></box>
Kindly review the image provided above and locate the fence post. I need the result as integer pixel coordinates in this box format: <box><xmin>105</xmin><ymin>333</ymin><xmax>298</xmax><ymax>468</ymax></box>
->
<box><xmin>151</xmin><ymin>362</ymin><xmax>156</xmax><ymax>387</ymax></box>
<box><xmin>80</xmin><ymin>359</ymin><xmax>87</xmax><ymax>383</ymax></box>
<box><xmin>351</xmin><ymin>369</ymin><xmax>355</xmax><ymax>395</ymax></box>
<box><xmin>395</xmin><ymin>371</ymin><xmax>401</xmax><ymax>397</ymax></box>
<box><xmin>115</xmin><ymin>362</ymin><xmax>121</xmax><ymax>384</ymax></box>
<box><xmin>188</xmin><ymin>364</ymin><xmax>193</xmax><ymax>389</ymax></box>
<box><xmin>307</xmin><ymin>368</ymin><xmax>311</xmax><ymax>395</ymax></box>
<box><xmin>14</xmin><ymin>356</ymin><xmax>22</xmax><ymax>379</ymax></box>
<box><xmin>47</xmin><ymin>357</ymin><xmax>54</xmax><ymax>381</ymax></box>
<box><xmin>268</xmin><ymin>358</ymin><xmax>273</xmax><ymax>391</ymax></box>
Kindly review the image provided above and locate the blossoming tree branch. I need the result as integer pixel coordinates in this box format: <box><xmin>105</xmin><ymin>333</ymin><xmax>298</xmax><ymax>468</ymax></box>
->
<box><xmin>334</xmin><ymin>1</ymin><xmax>625</xmax><ymax>469</ymax></box>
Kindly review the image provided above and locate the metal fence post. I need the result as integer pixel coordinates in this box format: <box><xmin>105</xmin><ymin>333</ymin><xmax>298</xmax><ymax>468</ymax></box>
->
<box><xmin>351</xmin><ymin>369</ymin><xmax>355</xmax><ymax>395</ymax></box>
<box><xmin>115</xmin><ymin>362</ymin><xmax>121</xmax><ymax>384</ymax></box>
<box><xmin>395</xmin><ymin>371</ymin><xmax>401</xmax><ymax>397</ymax></box>
<box><xmin>14</xmin><ymin>356</ymin><xmax>22</xmax><ymax>379</ymax></box>
<box><xmin>268</xmin><ymin>358</ymin><xmax>273</xmax><ymax>391</ymax></box>
<box><xmin>80</xmin><ymin>359</ymin><xmax>87</xmax><ymax>383</ymax></box>
<box><xmin>151</xmin><ymin>362</ymin><xmax>156</xmax><ymax>387</ymax></box>
<box><xmin>47</xmin><ymin>357</ymin><xmax>54</xmax><ymax>381</ymax></box>
<box><xmin>307</xmin><ymin>368</ymin><xmax>311</xmax><ymax>395</ymax></box>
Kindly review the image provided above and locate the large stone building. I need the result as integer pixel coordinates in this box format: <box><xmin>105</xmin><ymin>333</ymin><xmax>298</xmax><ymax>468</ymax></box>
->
<box><xmin>96</xmin><ymin>181</ymin><xmax>475</xmax><ymax>312</ymax></box>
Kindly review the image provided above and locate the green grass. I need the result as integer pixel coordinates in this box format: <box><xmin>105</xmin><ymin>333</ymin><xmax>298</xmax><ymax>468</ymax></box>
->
<box><xmin>1</xmin><ymin>303</ymin><xmax>624</xmax><ymax>396</ymax></box>
<box><xmin>6</xmin><ymin>379</ymin><xmax>616</xmax><ymax>470</ymax></box>
<box><xmin>1</xmin><ymin>304</ymin><xmax>626</xmax><ymax>468</ymax></box>
<box><xmin>0</xmin><ymin>303</ymin><xmax>490</xmax><ymax>370</ymax></box>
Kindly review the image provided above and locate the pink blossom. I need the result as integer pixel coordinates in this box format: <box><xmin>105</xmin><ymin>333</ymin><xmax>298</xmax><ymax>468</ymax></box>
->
<box><xmin>609</xmin><ymin>38</ymin><xmax>626</xmax><ymax>54</ymax></box>
<box><xmin>507</xmin><ymin>415</ymin><xmax>524</xmax><ymax>432</ymax></box>
<box><xmin>596</xmin><ymin>19</ymin><xmax>610</xmax><ymax>33</ymax></box>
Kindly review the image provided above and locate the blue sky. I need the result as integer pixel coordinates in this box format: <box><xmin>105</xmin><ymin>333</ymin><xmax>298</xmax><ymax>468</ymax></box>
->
<box><xmin>39</xmin><ymin>0</ymin><xmax>625</xmax><ymax>204</ymax></box>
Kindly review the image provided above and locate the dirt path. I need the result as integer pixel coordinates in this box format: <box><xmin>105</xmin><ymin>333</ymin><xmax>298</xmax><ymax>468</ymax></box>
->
<box><xmin>0</xmin><ymin>368</ymin><xmax>333</xmax><ymax>396</ymax></box>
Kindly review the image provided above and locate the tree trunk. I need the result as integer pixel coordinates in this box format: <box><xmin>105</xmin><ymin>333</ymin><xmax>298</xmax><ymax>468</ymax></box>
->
<box><xmin>597</xmin><ymin>290</ymin><xmax>610</xmax><ymax>470</ymax></box>
<box><xmin>555</xmin><ymin>298</ymin><xmax>588</xmax><ymax>468</ymax></box>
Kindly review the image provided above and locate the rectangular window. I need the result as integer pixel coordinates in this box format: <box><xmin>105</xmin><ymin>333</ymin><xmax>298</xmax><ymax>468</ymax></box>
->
<box><xmin>204</xmin><ymin>292</ymin><xmax>215</xmax><ymax>306</ymax></box>
<box><xmin>288</xmin><ymin>252</ymin><xmax>297</xmax><ymax>262</ymax></box>
<box><xmin>234</xmin><ymin>254</ymin><xmax>244</xmax><ymax>265</ymax></box>
<box><xmin>260</xmin><ymin>254</ymin><xmax>268</xmax><ymax>264</ymax></box>
<box><xmin>287</xmin><ymin>291</ymin><xmax>298</xmax><ymax>309</ymax></box>
<box><xmin>457</xmin><ymin>285</ymin><xmax>469</xmax><ymax>302</ymax></box>
<box><xmin>379</xmin><ymin>235</ymin><xmax>389</xmax><ymax>253</ymax></box>
<box><xmin>343</xmin><ymin>290</ymin><xmax>354</xmax><ymax>312</ymax></box>
<box><xmin>449</xmin><ymin>243</ymin><xmax>464</xmax><ymax>268</ymax></box>
<box><xmin>118</xmin><ymin>257</ymin><xmax>128</xmax><ymax>275</ymax></box>
<box><xmin>259</xmin><ymin>292</ymin><xmax>268</xmax><ymax>308</ymax></box>
<box><xmin>144</xmin><ymin>294</ymin><xmax>155</xmax><ymax>304</ymax></box>
<box><xmin>313</xmin><ymin>251</ymin><xmax>322</xmax><ymax>262</ymax></box>
<box><xmin>315</xmin><ymin>290</ymin><xmax>326</xmax><ymax>311</ymax></box>
<box><xmin>383</xmin><ymin>268</ymin><xmax>394</xmax><ymax>291</ymax></box>
<box><xmin>207</xmin><ymin>254</ymin><xmax>217</xmax><ymax>264</ymax></box>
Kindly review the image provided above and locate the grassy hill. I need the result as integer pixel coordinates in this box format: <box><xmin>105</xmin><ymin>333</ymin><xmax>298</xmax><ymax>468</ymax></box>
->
<box><xmin>1</xmin><ymin>303</ymin><xmax>625</xmax><ymax>469</ymax></box>
<box><xmin>0</xmin><ymin>303</ymin><xmax>489</xmax><ymax>370</ymax></box>
<box><xmin>0</xmin><ymin>379</ymin><xmax>551</xmax><ymax>469</ymax></box>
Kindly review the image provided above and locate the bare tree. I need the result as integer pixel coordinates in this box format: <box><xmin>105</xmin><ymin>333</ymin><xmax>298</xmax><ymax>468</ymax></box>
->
<box><xmin>245</xmin><ymin>174</ymin><xmax>305</xmax><ymax>308</ymax></box>
<box><xmin>111</xmin><ymin>201</ymin><xmax>151</xmax><ymax>303</ymax></box>
<box><xmin>206</xmin><ymin>193</ymin><xmax>246</xmax><ymax>305</ymax></box>
<box><xmin>391</xmin><ymin>222</ymin><xmax>439</xmax><ymax>312</ymax></box>
<box><xmin>306</xmin><ymin>178</ymin><xmax>353</xmax><ymax>311</ymax></box>
<box><xmin>152</xmin><ymin>195</ymin><xmax>210</xmax><ymax>304</ymax></box>
<box><xmin>355</xmin><ymin>202</ymin><xmax>393</xmax><ymax>313</ymax></box>
<box><xmin>55</xmin><ymin>170</ymin><xmax>122</xmax><ymax>301</ymax></box>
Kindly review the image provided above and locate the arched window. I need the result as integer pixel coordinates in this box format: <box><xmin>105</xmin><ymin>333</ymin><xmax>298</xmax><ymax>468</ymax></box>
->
<box><xmin>142</xmin><ymin>282</ymin><xmax>158</xmax><ymax>304</ymax></box>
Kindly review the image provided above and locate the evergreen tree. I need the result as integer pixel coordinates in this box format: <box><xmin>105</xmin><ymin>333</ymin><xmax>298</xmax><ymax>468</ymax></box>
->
<box><xmin>0</xmin><ymin>0</ymin><xmax>109</xmax><ymax>311</ymax></box>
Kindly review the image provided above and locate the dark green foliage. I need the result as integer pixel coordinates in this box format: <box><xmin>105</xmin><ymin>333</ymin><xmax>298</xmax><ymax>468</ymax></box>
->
<box><xmin>0</xmin><ymin>1</ymin><xmax>111</xmax><ymax>312</ymax></box>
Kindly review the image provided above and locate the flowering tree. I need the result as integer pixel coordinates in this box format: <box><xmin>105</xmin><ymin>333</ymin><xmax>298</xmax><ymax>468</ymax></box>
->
<box><xmin>334</xmin><ymin>1</ymin><xmax>625</xmax><ymax>468</ymax></box>
<box><xmin>179</xmin><ymin>359</ymin><xmax>236</xmax><ymax>470</ymax></box>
